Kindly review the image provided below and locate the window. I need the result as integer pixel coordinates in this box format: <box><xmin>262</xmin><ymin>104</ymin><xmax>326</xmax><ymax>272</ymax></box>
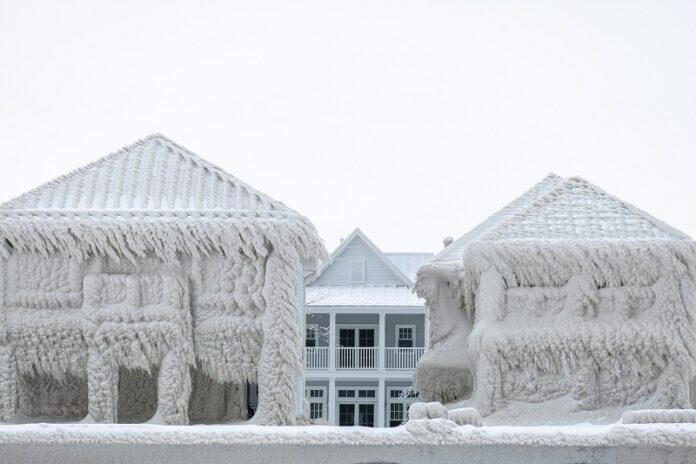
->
<box><xmin>389</xmin><ymin>403</ymin><xmax>404</xmax><ymax>427</ymax></box>
<box><xmin>305</xmin><ymin>324</ymin><xmax>318</xmax><ymax>348</ymax></box>
<box><xmin>310</xmin><ymin>402</ymin><xmax>323</xmax><ymax>420</ymax></box>
<box><xmin>337</xmin><ymin>387</ymin><xmax>377</xmax><ymax>427</ymax></box>
<box><xmin>386</xmin><ymin>387</ymin><xmax>420</xmax><ymax>427</ymax></box>
<box><xmin>396</xmin><ymin>325</ymin><xmax>415</xmax><ymax>348</ymax></box>
<box><xmin>304</xmin><ymin>387</ymin><xmax>327</xmax><ymax>422</ymax></box>
<box><xmin>358</xmin><ymin>389</ymin><xmax>376</xmax><ymax>398</ymax></box>
<box><xmin>349</xmin><ymin>261</ymin><xmax>366</xmax><ymax>283</ymax></box>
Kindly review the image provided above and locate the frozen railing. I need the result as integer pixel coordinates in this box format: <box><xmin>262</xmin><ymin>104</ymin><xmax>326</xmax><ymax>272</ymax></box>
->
<box><xmin>336</xmin><ymin>347</ymin><xmax>378</xmax><ymax>369</ymax></box>
<box><xmin>385</xmin><ymin>348</ymin><xmax>425</xmax><ymax>369</ymax></box>
<box><xmin>304</xmin><ymin>347</ymin><xmax>329</xmax><ymax>369</ymax></box>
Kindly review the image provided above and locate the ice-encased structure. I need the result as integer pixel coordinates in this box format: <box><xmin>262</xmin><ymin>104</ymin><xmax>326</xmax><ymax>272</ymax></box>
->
<box><xmin>414</xmin><ymin>174</ymin><xmax>696</xmax><ymax>415</ymax></box>
<box><xmin>0</xmin><ymin>134</ymin><xmax>326</xmax><ymax>425</ymax></box>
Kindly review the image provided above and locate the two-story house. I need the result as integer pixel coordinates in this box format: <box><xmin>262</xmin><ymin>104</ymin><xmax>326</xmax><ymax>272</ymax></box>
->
<box><xmin>303</xmin><ymin>229</ymin><xmax>432</xmax><ymax>427</ymax></box>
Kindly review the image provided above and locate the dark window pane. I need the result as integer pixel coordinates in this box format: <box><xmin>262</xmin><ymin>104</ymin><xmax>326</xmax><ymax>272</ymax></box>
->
<box><xmin>359</xmin><ymin>329</ymin><xmax>375</xmax><ymax>347</ymax></box>
<box><xmin>339</xmin><ymin>329</ymin><xmax>355</xmax><ymax>347</ymax></box>
<box><xmin>339</xmin><ymin>404</ymin><xmax>354</xmax><ymax>426</ymax></box>
<box><xmin>358</xmin><ymin>404</ymin><xmax>374</xmax><ymax>427</ymax></box>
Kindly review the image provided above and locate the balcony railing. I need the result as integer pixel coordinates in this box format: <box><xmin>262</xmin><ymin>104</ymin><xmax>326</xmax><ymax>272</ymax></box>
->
<box><xmin>304</xmin><ymin>347</ymin><xmax>329</xmax><ymax>369</ymax></box>
<box><xmin>336</xmin><ymin>347</ymin><xmax>378</xmax><ymax>369</ymax></box>
<box><xmin>304</xmin><ymin>347</ymin><xmax>426</xmax><ymax>370</ymax></box>
<box><xmin>385</xmin><ymin>347</ymin><xmax>425</xmax><ymax>369</ymax></box>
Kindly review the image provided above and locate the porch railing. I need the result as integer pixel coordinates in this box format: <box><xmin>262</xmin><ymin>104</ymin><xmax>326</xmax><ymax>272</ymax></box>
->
<box><xmin>385</xmin><ymin>347</ymin><xmax>425</xmax><ymax>370</ymax></box>
<box><xmin>304</xmin><ymin>347</ymin><xmax>329</xmax><ymax>369</ymax></box>
<box><xmin>304</xmin><ymin>347</ymin><xmax>425</xmax><ymax>369</ymax></box>
<box><xmin>336</xmin><ymin>347</ymin><xmax>378</xmax><ymax>369</ymax></box>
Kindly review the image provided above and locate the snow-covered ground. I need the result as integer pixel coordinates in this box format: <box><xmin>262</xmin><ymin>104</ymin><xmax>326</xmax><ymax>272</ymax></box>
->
<box><xmin>447</xmin><ymin>396</ymin><xmax>656</xmax><ymax>426</ymax></box>
<box><xmin>0</xmin><ymin>420</ymin><xmax>695</xmax><ymax>464</ymax></box>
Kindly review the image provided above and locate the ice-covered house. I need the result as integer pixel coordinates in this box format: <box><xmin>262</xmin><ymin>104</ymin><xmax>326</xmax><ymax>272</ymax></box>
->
<box><xmin>304</xmin><ymin>229</ymin><xmax>432</xmax><ymax>427</ymax></box>
<box><xmin>414</xmin><ymin>174</ymin><xmax>696</xmax><ymax>416</ymax></box>
<box><xmin>0</xmin><ymin>134</ymin><xmax>326</xmax><ymax>425</ymax></box>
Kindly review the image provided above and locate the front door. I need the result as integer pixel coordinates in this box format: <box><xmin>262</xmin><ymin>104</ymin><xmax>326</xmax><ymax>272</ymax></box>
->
<box><xmin>338</xmin><ymin>403</ymin><xmax>355</xmax><ymax>426</ymax></box>
<box><xmin>337</xmin><ymin>403</ymin><xmax>375</xmax><ymax>427</ymax></box>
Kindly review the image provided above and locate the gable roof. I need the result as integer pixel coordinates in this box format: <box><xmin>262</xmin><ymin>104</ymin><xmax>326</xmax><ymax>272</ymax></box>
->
<box><xmin>314</xmin><ymin>228</ymin><xmax>414</xmax><ymax>287</ymax></box>
<box><xmin>1</xmin><ymin>134</ymin><xmax>289</xmax><ymax>213</ymax></box>
<box><xmin>385</xmin><ymin>253</ymin><xmax>434</xmax><ymax>282</ymax></box>
<box><xmin>431</xmin><ymin>174</ymin><xmax>689</xmax><ymax>265</ymax></box>
<box><xmin>0</xmin><ymin>134</ymin><xmax>327</xmax><ymax>263</ymax></box>
<box><xmin>306</xmin><ymin>285</ymin><xmax>424</xmax><ymax>307</ymax></box>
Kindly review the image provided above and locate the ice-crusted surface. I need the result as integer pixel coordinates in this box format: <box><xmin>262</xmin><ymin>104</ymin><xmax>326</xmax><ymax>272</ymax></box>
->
<box><xmin>415</xmin><ymin>175</ymin><xmax>696</xmax><ymax>419</ymax></box>
<box><xmin>621</xmin><ymin>409</ymin><xmax>696</xmax><ymax>424</ymax></box>
<box><xmin>0</xmin><ymin>422</ymin><xmax>695</xmax><ymax>448</ymax></box>
<box><xmin>0</xmin><ymin>135</ymin><xmax>328</xmax><ymax>426</ymax></box>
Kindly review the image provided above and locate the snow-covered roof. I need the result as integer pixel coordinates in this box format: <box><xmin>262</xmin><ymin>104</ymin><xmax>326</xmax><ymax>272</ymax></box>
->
<box><xmin>306</xmin><ymin>285</ymin><xmax>424</xmax><ymax>307</ymax></box>
<box><xmin>2</xmin><ymin>134</ymin><xmax>290</xmax><ymax>212</ymax></box>
<box><xmin>417</xmin><ymin>174</ymin><xmax>696</xmax><ymax>321</ymax></box>
<box><xmin>431</xmin><ymin>174</ymin><xmax>690</xmax><ymax>265</ymax></box>
<box><xmin>385</xmin><ymin>253</ymin><xmax>434</xmax><ymax>282</ymax></box>
<box><xmin>0</xmin><ymin>134</ymin><xmax>327</xmax><ymax>262</ymax></box>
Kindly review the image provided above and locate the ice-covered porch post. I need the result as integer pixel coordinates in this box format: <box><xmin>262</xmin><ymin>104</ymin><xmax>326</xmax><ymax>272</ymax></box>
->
<box><xmin>0</xmin><ymin>258</ymin><xmax>15</xmax><ymax>423</ymax></box>
<box><xmin>254</xmin><ymin>245</ymin><xmax>306</xmax><ymax>425</ymax></box>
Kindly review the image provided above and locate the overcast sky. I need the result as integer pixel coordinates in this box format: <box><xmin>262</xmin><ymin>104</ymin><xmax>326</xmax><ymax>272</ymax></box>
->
<box><xmin>1</xmin><ymin>1</ymin><xmax>694</xmax><ymax>253</ymax></box>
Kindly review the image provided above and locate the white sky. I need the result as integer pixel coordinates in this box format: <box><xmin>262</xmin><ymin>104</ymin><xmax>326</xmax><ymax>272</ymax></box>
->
<box><xmin>1</xmin><ymin>1</ymin><xmax>695</xmax><ymax>253</ymax></box>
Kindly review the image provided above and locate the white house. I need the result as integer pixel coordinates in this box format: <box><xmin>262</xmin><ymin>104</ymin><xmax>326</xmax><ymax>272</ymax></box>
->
<box><xmin>304</xmin><ymin>229</ymin><xmax>432</xmax><ymax>427</ymax></box>
<box><xmin>0</xmin><ymin>134</ymin><xmax>327</xmax><ymax>425</ymax></box>
<box><xmin>414</xmin><ymin>174</ymin><xmax>696</xmax><ymax>416</ymax></box>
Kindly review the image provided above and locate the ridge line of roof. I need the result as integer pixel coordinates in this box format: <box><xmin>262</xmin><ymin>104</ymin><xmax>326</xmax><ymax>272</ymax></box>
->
<box><xmin>0</xmin><ymin>134</ymin><xmax>292</xmax><ymax>213</ymax></box>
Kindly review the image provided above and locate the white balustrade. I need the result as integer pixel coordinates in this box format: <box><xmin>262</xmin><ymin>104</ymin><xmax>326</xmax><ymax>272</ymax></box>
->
<box><xmin>304</xmin><ymin>347</ymin><xmax>425</xmax><ymax>370</ymax></box>
<box><xmin>336</xmin><ymin>347</ymin><xmax>378</xmax><ymax>369</ymax></box>
<box><xmin>304</xmin><ymin>347</ymin><xmax>329</xmax><ymax>369</ymax></box>
<box><xmin>384</xmin><ymin>347</ymin><xmax>425</xmax><ymax>370</ymax></box>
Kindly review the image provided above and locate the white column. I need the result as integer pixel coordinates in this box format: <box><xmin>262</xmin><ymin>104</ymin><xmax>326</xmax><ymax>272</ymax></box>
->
<box><xmin>328</xmin><ymin>378</ymin><xmax>336</xmax><ymax>425</ymax></box>
<box><xmin>329</xmin><ymin>312</ymin><xmax>336</xmax><ymax>371</ymax></box>
<box><xmin>377</xmin><ymin>378</ymin><xmax>385</xmax><ymax>427</ymax></box>
<box><xmin>378</xmin><ymin>312</ymin><xmax>386</xmax><ymax>371</ymax></box>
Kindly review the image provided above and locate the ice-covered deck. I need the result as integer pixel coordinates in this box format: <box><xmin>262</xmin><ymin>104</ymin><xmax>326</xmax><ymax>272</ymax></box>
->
<box><xmin>1</xmin><ymin>421</ymin><xmax>695</xmax><ymax>464</ymax></box>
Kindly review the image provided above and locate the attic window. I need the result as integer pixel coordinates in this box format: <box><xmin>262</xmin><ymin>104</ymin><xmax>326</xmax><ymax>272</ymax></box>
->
<box><xmin>349</xmin><ymin>262</ymin><xmax>366</xmax><ymax>283</ymax></box>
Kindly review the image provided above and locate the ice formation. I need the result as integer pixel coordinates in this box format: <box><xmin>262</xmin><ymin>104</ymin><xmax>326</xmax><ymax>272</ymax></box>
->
<box><xmin>414</xmin><ymin>174</ymin><xmax>696</xmax><ymax>417</ymax></box>
<box><xmin>0</xmin><ymin>135</ymin><xmax>327</xmax><ymax>425</ymax></box>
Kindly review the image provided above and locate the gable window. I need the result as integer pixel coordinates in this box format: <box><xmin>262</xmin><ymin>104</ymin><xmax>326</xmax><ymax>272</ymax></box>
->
<box><xmin>306</xmin><ymin>324</ymin><xmax>318</xmax><ymax>348</ymax></box>
<box><xmin>349</xmin><ymin>261</ymin><xmax>366</xmax><ymax>283</ymax></box>
<box><xmin>396</xmin><ymin>325</ymin><xmax>415</xmax><ymax>348</ymax></box>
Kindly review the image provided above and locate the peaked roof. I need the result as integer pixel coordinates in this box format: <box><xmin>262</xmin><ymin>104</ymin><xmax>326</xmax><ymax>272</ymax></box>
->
<box><xmin>431</xmin><ymin>174</ymin><xmax>689</xmax><ymax>264</ymax></box>
<box><xmin>306</xmin><ymin>285</ymin><xmax>424</xmax><ymax>307</ymax></box>
<box><xmin>385</xmin><ymin>252</ymin><xmax>434</xmax><ymax>282</ymax></box>
<box><xmin>0</xmin><ymin>134</ymin><xmax>327</xmax><ymax>262</ymax></box>
<box><xmin>1</xmin><ymin>134</ymin><xmax>289</xmax><ymax>213</ymax></box>
<box><xmin>314</xmin><ymin>228</ymin><xmax>414</xmax><ymax>287</ymax></box>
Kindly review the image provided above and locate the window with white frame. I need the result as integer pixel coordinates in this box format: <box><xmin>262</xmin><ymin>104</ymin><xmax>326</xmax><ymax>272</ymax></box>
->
<box><xmin>349</xmin><ymin>261</ymin><xmax>366</xmax><ymax>283</ymax></box>
<box><xmin>305</xmin><ymin>324</ymin><xmax>318</xmax><ymax>347</ymax></box>
<box><xmin>336</xmin><ymin>387</ymin><xmax>377</xmax><ymax>427</ymax></box>
<box><xmin>386</xmin><ymin>387</ymin><xmax>419</xmax><ymax>427</ymax></box>
<box><xmin>304</xmin><ymin>387</ymin><xmax>327</xmax><ymax>421</ymax></box>
<box><xmin>396</xmin><ymin>325</ymin><xmax>415</xmax><ymax>348</ymax></box>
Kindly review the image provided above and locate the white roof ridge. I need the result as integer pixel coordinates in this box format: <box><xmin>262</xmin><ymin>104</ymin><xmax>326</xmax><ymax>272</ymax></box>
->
<box><xmin>431</xmin><ymin>173</ymin><xmax>563</xmax><ymax>263</ymax></box>
<box><xmin>0</xmin><ymin>134</ymin><xmax>292</xmax><ymax>214</ymax></box>
<box><xmin>478</xmin><ymin>176</ymin><xmax>690</xmax><ymax>242</ymax></box>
